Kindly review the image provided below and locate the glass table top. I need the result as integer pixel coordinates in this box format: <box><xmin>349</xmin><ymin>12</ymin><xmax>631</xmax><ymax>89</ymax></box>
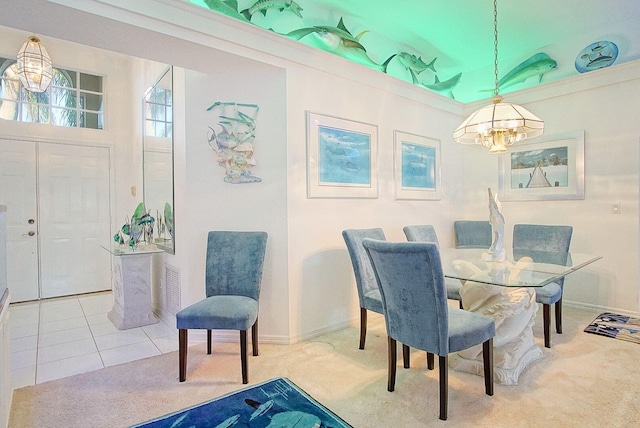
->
<box><xmin>439</xmin><ymin>248</ymin><xmax>602</xmax><ymax>288</ymax></box>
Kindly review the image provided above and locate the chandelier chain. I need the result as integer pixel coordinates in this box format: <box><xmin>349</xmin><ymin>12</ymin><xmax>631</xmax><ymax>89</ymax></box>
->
<box><xmin>493</xmin><ymin>0</ymin><xmax>500</xmax><ymax>97</ymax></box>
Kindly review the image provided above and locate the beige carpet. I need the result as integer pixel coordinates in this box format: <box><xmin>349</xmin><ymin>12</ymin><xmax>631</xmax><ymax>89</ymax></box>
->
<box><xmin>9</xmin><ymin>306</ymin><xmax>640</xmax><ymax>427</ymax></box>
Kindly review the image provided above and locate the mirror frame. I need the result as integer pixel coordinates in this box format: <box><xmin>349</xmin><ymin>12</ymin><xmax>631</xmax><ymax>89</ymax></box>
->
<box><xmin>142</xmin><ymin>65</ymin><xmax>175</xmax><ymax>254</ymax></box>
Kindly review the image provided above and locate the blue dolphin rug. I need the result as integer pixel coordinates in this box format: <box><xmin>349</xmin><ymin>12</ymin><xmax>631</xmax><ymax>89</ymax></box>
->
<box><xmin>130</xmin><ymin>377</ymin><xmax>352</xmax><ymax>427</ymax></box>
<box><xmin>584</xmin><ymin>312</ymin><xmax>640</xmax><ymax>344</ymax></box>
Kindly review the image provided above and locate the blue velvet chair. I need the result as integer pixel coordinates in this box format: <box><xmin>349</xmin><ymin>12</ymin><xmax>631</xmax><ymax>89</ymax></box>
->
<box><xmin>362</xmin><ymin>239</ymin><xmax>495</xmax><ymax>421</ymax></box>
<box><xmin>176</xmin><ymin>231</ymin><xmax>268</xmax><ymax>384</ymax></box>
<box><xmin>513</xmin><ymin>224</ymin><xmax>572</xmax><ymax>348</ymax></box>
<box><xmin>403</xmin><ymin>225</ymin><xmax>463</xmax><ymax>308</ymax></box>
<box><xmin>453</xmin><ymin>220</ymin><xmax>492</xmax><ymax>249</ymax></box>
<box><xmin>342</xmin><ymin>228</ymin><xmax>387</xmax><ymax>350</ymax></box>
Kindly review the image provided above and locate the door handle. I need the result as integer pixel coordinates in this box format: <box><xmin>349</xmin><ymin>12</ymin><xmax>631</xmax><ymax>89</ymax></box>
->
<box><xmin>23</xmin><ymin>231</ymin><xmax>36</xmax><ymax>237</ymax></box>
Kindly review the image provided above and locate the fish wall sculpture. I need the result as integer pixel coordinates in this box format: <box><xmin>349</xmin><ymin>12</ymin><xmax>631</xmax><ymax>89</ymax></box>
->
<box><xmin>418</xmin><ymin>72</ymin><xmax>462</xmax><ymax>99</ymax></box>
<box><xmin>241</xmin><ymin>0</ymin><xmax>304</xmax><ymax>20</ymax></box>
<box><xmin>496</xmin><ymin>52</ymin><xmax>557</xmax><ymax>91</ymax></box>
<box><xmin>284</xmin><ymin>18</ymin><xmax>393</xmax><ymax>72</ymax></box>
<box><xmin>203</xmin><ymin>0</ymin><xmax>249</xmax><ymax>22</ymax></box>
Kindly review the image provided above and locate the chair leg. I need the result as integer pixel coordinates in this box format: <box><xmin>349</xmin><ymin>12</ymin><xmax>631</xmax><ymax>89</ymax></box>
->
<box><xmin>252</xmin><ymin>320</ymin><xmax>259</xmax><ymax>356</ymax></box>
<box><xmin>387</xmin><ymin>337</ymin><xmax>397</xmax><ymax>392</ymax></box>
<box><xmin>458</xmin><ymin>300</ymin><xmax>464</xmax><ymax>310</ymax></box>
<box><xmin>359</xmin><ymin>307</ymin><xmax>367</xmax><ymax>349</ymax></box>
<box><xmin>483</xmin><ymin>338</ymin><xmax>494</xmax><ymax>396</ymax></box>
<box><xmin>555</xmin><ymin>299</ymin><xmax>563</xmax><ymax>334</ymax></box>
<box><xmin>427</xmin><ymin>352</ymin><xmax>434</xmax><ymax>370</ymax></box>
<box><xmin>179</xmin><ymin>329</ymin><xmax>187</xmax><ymax>382</ymax></box>
<box><xmin>402</xmin><ymin>344</ymin><xmax>410</xmax><ymax>369</ymax></box>
<box><xmin>439</xmin><ymin>355</ymin><xmax>448</xmax><ymax>421</ymax></box>
<box><xmin>543</xmin><ymin>304</ymin><xmax>551</xmax><ymax>348</ymax></box>
<box><xmin>240</xmin><ymin>330</ymin><xmax>248</xmax><ymax>384</ymax></box>
<box><xmin>207</xmin><ymin>330</ymin><xmax>212</xmax><ymax>355</ymax></box>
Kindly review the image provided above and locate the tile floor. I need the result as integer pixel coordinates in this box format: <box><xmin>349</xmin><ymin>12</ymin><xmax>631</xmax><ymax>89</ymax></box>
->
<box><xmin>9</xmin><ymin>291</ymin><xmax>178</xmax><ymax>389</ymax></box>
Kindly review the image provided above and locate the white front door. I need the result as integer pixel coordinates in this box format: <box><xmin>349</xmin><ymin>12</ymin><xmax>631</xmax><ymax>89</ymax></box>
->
<box><xmin>38</xmin><ymin>143</ymin><xmax>112</xmax><ymax>298</ymax></box>
<box><xmin>0</xmin><ymin>140</ymin><xmax>39</xmax><ymax>302</ymax></box>
<box><xmin>0</xmin><ymin>139</ymin><xmax>112</xmax><ymax>301</ymax></box>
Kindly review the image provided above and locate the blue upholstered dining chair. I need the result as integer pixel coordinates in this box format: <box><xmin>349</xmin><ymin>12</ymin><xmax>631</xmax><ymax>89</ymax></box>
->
<box><xmin>513</xmin><ymin>224</ymin><xmax>572</xmax><ymax>348</ymax></box>
<box><xmin>362</xmin><ymin>239</ymin><xmax>495</xmax><ymax>421</ymax></box>
<box><xmin>453</xmin><ymin>220</ymin><xmax>492</xmax><ymax>249</ymax></box>
<box><xmin>176</xmin><ymin>231</ymin><xmax>268</xmax><ymax>384</ymax></box>
<box><xmin>342</xmin><ymin>228</ymin><xmax>387</xmax><ymax>350</ymax></box>
<box><xmin>403</xmin><ymin>225</ymin><xmax>463</xmax><ymax>308</ymax></box>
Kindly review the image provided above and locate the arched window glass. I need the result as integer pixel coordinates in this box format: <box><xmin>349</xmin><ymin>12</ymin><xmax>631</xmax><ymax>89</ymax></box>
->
<box><xmin>0</xmin><ymin>57</ymin><xmax>103</xmax><ymax>129</ymax></box>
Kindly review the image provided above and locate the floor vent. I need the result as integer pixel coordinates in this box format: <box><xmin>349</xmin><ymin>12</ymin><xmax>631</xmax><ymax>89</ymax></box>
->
<box><xmin>164</xmin><ymin>263</ymin><xmax>181</xmax><ymax>315</ymax></box>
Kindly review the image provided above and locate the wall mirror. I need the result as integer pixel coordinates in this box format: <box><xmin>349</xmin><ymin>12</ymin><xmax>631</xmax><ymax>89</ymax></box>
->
<box><xmin>143</xmin><ymin>66</ymin><xmax>174</xmax><ymax>254</ymax></box>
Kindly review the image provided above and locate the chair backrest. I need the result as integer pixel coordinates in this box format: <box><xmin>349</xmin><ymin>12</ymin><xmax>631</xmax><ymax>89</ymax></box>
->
<box><xmin>362</xmin><ymin>239</ymin><xmax>450</xmax><ymax>355</ymax></box>
<box><xmin>205</xmin><ymin>231</ymin><xmax>268</xmax><ymax>300</ymax></box>
<box><xmin>454</xmin><ymin>220</ymin><xmax>492</xmax><ymax>249</ymax></box>
<box><xmin>513</xmin><ymin>224</ymin><xmax>572</xmax><ymax>286</ymax></box>
<box><xmin>342</xmin><ymin>228</ymin><xmax>386</xmax><ymax>308</ymax></box>
<box><xmin>403</xmin><ymin>225</ymin><xmax>439</xmax><ymax>246</ymax></box>
<box><xmin>512</xmin><ymin>224</ymin><xmax>572</xmax><ymax>253</ymax></box>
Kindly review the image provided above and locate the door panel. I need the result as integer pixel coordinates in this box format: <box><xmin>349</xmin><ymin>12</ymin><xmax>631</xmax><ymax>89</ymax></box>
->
<box><xmin>0</xmin><ymin>140</ymin><xmax>39</xmax><ymax>302</ymax></box>
<box><xmin>38</xmin><ymin>143</ymin><xmax>111</xmax><ymax>298</ymax></box>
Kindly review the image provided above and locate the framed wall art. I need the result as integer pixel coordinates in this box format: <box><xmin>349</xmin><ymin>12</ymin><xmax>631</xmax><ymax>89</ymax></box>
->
<box><xmin>306</xmin><ymin>112</ymin><xmax>378</xmax><ymax>198</ymax></box>
<box><xmin>498</xmin><ymin>130</ymin><xmax>585</xmax><ymax>201</ymax></box>
<box><xmin>393</xmin><ymin>130</ymin><xmax>441</xmax><ymax>200</ymax></box>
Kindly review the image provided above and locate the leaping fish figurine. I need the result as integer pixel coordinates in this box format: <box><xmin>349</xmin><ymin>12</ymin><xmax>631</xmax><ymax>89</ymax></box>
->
<box><xmin>496</xmin><ymin>52</ymin><xmax>557</xmax><ymax>91</ymax></box>
<box><xmin>284</xmin><ymin>18</ymin><xmax>393</xmax><ymax>72</ymax></box>
<box><xmin>240</xmin><ymin>0</ymin><xmax>303</xmax><ymax>20</ymax></box>
<box><xmin>203</xmin><ymin>0</ymin><xmax>250</xmax><ymax>22</ymax></box>
<box><xmin>397</xmin><ymin>52</ymin><xmax>437</xmax><ymax>77</ymax></box>
<box><xmin>419</xmin><ymin>72</ymin><xmax>462</xmax><ymax>99</ymax></box>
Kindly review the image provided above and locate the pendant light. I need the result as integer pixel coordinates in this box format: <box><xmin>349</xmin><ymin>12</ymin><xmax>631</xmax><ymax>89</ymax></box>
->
<box><xmin>16</xmin><ymin>35</ymin><xmax>53</xmax><ymax>93</ymax></box>
<box><xmin>453</xmin><ymin>0</ymin><xmax>544</xmax><ymax>154</ymax></box>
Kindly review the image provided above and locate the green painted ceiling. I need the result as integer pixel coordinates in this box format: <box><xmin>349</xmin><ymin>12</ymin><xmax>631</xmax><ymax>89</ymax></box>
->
<box><xmin>189</xmin><ymin>0</ymin><xmax>640</xmax><ymax>103</ymax></box>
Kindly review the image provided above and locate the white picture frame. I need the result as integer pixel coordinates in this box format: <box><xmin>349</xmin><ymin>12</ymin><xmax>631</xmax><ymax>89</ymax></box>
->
<box><xmin>393</xmin><ymin>130</ymin><xmax>441</xmax><ymax>200</ymax></box>
<box><xmin>498</xmin><ymin>130</ymin><xmax>585</xmax><ymax>201</ymax></box>
<box><xmin>306</xmin><ymin>111</ymin><xmax>378</xmax><ymax>199</ymax></box>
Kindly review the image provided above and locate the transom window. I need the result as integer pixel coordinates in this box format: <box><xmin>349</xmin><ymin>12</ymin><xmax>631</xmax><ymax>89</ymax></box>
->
<box><xmin>0</xmin><ymin>57</ymin><xmax>104</xmax><ymax>129</ymax></box>
<box><xmin>145</xmin><ymin>85</ymin><xmax>172</xmax><ymax>138</ymax></box>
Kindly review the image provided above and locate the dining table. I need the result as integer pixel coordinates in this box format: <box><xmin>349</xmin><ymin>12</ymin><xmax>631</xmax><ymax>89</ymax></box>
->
<box><xmin>439</xmin><ymin>247</ymin><xmax>602</xmax><ymax>385</ymax></box>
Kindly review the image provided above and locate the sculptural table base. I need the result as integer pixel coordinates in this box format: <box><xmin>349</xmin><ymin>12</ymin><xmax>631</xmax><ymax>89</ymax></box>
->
<box><xmin>449</xmin><ymin>282</ymin><xmax>543</xmax><ymax>386</ymax></box>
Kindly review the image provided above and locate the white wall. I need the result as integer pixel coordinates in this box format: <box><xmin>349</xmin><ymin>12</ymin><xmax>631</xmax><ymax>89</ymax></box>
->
<box><xmin>460</xmin><ymin>71</ymin><xmax>640</xmax><ymax>313</ymax></box>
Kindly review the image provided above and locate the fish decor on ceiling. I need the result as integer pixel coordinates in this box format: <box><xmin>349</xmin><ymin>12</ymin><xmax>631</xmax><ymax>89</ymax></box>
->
<box><xmin>388</xmin><ymin>52</ymin><xmax>438</xmax><ymax>84</ymax></box>
<box><xmin>240</xmin><ymin>0</ymin><xmax>304</xmax><ymax>20</ymax></box>
<box><xmin>194</xmin><ymin>0</ymin><xmax>464</xmax><ymax>99</ymax></box>
<box><xmin>206</xmin><ymin>101</ymin><xmax>262</xmax><ymax>184</ymax></box>
<box><xmin>418</xmin><ymin>72</ymin><xmax>463</xmax><ymax>100</ymax></box>
<box><xmin>575</xmin><ymin>41</ymin><xmax>618</xmax><ymax>73</ymax></box>
<box><xmin>284</xmin><ymin>18</ymin><xmax>395</xmax><ymax>73</ymax></box>
<box><xmin>490</xmin><ymin>52</ymin><xmax>558</xmax><ymax>92</ymax></box>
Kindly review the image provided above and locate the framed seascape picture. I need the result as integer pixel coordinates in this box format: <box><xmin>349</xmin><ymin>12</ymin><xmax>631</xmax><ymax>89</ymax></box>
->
<box><xmin>498</xmin><ymin>131</ymin><xmax>585</xmax><ymax>201</ymax></box>
<box><xmin>306</xmin><ymin>112</ymin><xmax>378</xmax><ymax>198</ymax></box>
<box><xmin>393</xmin><ymin>131</ymin><xmax>441</xmax><ymax>200</ymax></box>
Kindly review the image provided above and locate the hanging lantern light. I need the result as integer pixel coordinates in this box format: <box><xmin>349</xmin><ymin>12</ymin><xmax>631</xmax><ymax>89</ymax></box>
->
<box><xmin>453</xmin><ymin>0</ymin><xmax>544</xmax><ymax>153</ymax></box>
<box><xmin>17</xmin><ymin>35</ymin><xmax>53</xmax><ymax>93</ymax></box>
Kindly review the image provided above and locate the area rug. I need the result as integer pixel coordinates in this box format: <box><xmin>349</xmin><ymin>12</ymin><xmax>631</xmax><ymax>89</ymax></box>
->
<box><xmin>584</xmin><ymin>312</ymin><xmax>640</xmax><ymax>344</ymax></box>
<box><xmin>130</xmin><ymin>377</ymin><xmax>352</xmax><ymax>427</ymax></box>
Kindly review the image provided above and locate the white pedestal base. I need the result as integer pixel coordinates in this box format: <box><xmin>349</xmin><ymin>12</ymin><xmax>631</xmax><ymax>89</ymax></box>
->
<box><xmin>450</xmin><ymin>276</ymin><xmax>542</xmax><ymax>385</ymax></box>
<box><xmin>107</xmin><ymin>252</ymin><xmax>158</xmax><ymax>330</ymax></box>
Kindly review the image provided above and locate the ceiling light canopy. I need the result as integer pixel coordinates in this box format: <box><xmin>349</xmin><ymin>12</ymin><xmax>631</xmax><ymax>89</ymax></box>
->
<box><xmin>17</xmin><ymin>35</ymin><xmax>53</xmax><ymax>93</ymax></box>
<box><xmin>453</xmin><ymin>0</ymin><xmax>544</xmax><ymax>153</ymax></box>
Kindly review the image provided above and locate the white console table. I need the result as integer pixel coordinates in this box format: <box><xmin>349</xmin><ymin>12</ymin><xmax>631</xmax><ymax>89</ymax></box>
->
<box><xmin>102</xmin><ymin>245</ymin><xmax>164</xmax><ymax>330</ymax></box>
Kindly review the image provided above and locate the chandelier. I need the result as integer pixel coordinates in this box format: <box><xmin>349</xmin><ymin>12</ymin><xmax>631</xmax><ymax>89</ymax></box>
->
<box><xmin>453</xmin><ymin>0</ymin><xmax>544</xmax><ymax>153</ymax></box>
<box><xmin>16</xmin><ymin>35</ymin><xmax>53</xmax><ymax>93</ymax></box>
